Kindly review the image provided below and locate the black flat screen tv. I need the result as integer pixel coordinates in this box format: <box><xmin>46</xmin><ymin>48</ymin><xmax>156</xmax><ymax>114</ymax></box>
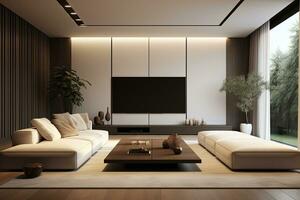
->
<box><xmin>112</xmin><ymin>77</ymin><xmax>186</xmax><ymax>113</ymax></box>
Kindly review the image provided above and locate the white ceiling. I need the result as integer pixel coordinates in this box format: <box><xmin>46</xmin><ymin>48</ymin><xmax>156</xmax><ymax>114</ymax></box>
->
<box><xmin>69</xmin><ymin>0</ymin><xmax>238</xmax><ymax>25</ymax></box>
<box><xmin>0</xmin><ymin>0</ymin><xmax>294</xmax><ymax>37</ymax></box>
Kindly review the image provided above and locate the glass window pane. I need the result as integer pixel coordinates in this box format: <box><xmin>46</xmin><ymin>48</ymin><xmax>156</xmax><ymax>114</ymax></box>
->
<box><xmin>270</xmin><ymin>12</ymin><xmax>299</xmax><ymax>147</ymax></box>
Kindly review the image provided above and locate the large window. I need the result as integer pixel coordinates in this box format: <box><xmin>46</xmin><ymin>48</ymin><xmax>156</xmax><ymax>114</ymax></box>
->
<box><xmin>270</xmin><ymin>12</ymin><xmax>299</xmax><ymax>146</ymax></box>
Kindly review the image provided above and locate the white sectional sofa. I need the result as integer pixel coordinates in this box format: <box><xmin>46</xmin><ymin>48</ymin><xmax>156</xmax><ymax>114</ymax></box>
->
<box><xmin>0</xmin><ymin>117</ymin><xmax>109</xmax><ymax>170</ymax></box>
<box><xmin>198</xmin><ymin>131</ymin><xmax>300</xmax><ymax>170</ymax></box>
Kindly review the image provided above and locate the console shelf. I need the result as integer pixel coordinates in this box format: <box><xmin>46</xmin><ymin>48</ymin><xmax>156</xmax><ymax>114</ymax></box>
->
<box><xmin>93</xmin><ymin>124</ymin><xmax>232</xmax><ymax>135</ymax></box>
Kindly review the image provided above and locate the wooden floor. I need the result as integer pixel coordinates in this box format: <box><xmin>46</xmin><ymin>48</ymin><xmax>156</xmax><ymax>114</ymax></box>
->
<box><xmin>1</xmin><ymin>189</ymin><xmax>300</xmax><ymax>200</ymax></box>
<box><xmin>1</xmin><ymin>136</ymin><xmax>300</xmax><ymax>199</ymax></box>
<box><xmin>1</xmin><ymin>174</ymin><xmax>300</xmax><ymax>200</ymax></box>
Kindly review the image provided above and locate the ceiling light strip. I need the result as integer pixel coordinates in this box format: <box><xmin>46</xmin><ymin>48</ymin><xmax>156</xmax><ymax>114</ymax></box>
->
<box><xmin>57</xmin><ymin>0</ymin><xmax>84</xmax><ymax>26</ymax></box>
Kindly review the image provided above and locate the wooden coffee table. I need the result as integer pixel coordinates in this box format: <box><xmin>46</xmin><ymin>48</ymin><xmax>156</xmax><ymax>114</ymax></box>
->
<box><xmin>104</xmin><ymin>138</ymin><xmax>201</xmax><ymax>164</ymax></box>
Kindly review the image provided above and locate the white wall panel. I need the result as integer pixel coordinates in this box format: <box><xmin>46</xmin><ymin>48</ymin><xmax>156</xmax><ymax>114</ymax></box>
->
<box><xmin>112</xmin><ymin>37</ymin><xmax>148</xmax><ymax>77</ymax></box>
<box><xmin>71</xmin><ymin>37</ymin><xmax>227</xmax><ymax>126</ymax></box>
<box><xmin>149</xmin><ymin>38</ymin><xmax>186</xmax><ymax>77</ymax></box>
<box><xmin>149</xmin><ymin>114</ymin><xmax>186</xmax><ymax>125</ymax></box>
<box><xmin>72</xmin><ymin>38</ymin><xmax>111</xmax><ymax>122</ymax></box>
<box><xmin>187</xmin><ymin>38</ymin><xmax>226</xmax><ymax>124</ymax></box>
<box><xmin>112</xmin><ymin>114</ymin><xmax>148</xmax><ymax>125</ymax></box>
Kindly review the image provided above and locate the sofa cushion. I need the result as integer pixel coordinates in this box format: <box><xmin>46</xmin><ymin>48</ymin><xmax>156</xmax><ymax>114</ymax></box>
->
<box><xmin>0</xmin><ymin>137</ymin><xmax>93</xmax><ymax>170</ymax></box>
<box><xmin>70</xmin><ymin>130</ymin><xmax>109</xmax><ymax>154</ymax></box>
<box><xmin>12</xmin><ymin>128</ymin><xmax>41</xmax><ymax>145</ymax></box>
<box><xmin>71</xmin><ymin>114</ymin><xmax>88</xmax><ymax>131</ymax></box>
<box><xmin>31</xmin><ymin>118</ymin><xmax>61</xmax><ymax>141</ymax></box>
<box><xmin>52</xmin><ymin>118</ymin><xmax>79</xmax><ymax>138</ymax></box>
<box><xmin>215</xmin><ymin>137</ymin><xmax>300</xmax><ymax>170</ymax></box>
<box><xmin>203</xmin><ymin>131</ymin><xmax>253</xmax><ymax>154</ymax></box>
<box><xmin>198</xmin><ymin>131</ymin><xmax>219</xmax><ymax>147</ymax></box>
<box><xmin>198</xmin><ymin>131</ymin><xmax>248</xmax><ymax>154</ymax></box>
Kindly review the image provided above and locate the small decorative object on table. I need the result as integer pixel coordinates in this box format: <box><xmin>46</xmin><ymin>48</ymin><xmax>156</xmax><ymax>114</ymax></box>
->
<box><xmin>129</xmin><ymin>140</ymin><xmax>151</xmax><ymax>155</ymax></box>
<box><xmin>131</xmin><ymin>140</ymin><xmax>150</xmax><ymax>145</ymax></box>
<box><xmin>128</xmin><ymin>147</ymin><xmax>151</xmax><ymax>155</ymax></box>
<box><xmin>23</xmin><ymin>163</ymin><xmax>43</xmax><ymax>178</ymax></box>
<box><xmin>162</xmin><ymin>134</ymin><xmax>183</xmax><ymax>155</ymax></box>
<box><xmin>105</xmin><ymin>107</ymin><xmax>111</xmax><ymax>124</ymax></box>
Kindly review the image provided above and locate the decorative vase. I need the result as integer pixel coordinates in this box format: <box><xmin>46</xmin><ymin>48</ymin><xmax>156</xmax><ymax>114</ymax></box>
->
<box><xmin>240</xmin><ymin>123</ymin><xmax>252</xmax><ymax>134</ymax></box>
<box><xmin>105</xmin><ymin>107</ymin><xmax>111</xmax><ymax>122</ymax></box>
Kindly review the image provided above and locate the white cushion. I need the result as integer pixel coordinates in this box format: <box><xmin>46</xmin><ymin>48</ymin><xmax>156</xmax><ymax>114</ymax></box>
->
<box><xmin>0</xmin><ymin>137</ymin><xmax>93</xmax><ymax>169</ymax></box>
<box><xmin>87</xmin><ymin>120</ymin><xmax>93</xmax><ymax>130</ymax></box>
<box><xmin>31</xmin><ymin>118</ymin><xmax>61</xmax><ymax>141</ymax></box>
<box><xmin>203</xmin><ymin>131</ymin><xmax>251</xmax><ymax>154</ymax></box>
<box><xmin>71</xmin><ymin>114</ymin><xmax>88</xmax><ymax>131</ymax></box>
<box><xmin>215</xmin><ymin>137</ymin><xmax>300</xmax><ymax>170</ymax></box>
<box><xmin>71</xmin><ymin>130</ymin><xmax>109</xmax><ymax>153</ymax></box>
<box><xmin>79</xmin><ymin>113</ymin><xmax>90</xmax><ymax>127</ymax></box>
<box><xmin>197</xmin><ymin>131</ymin><xmax>217</xmax><ymax>146</ymax></box>
<box><xmin>12</xmin><ymin>128</ymin><xmax>41</xmax><ymax>145</ymax></box>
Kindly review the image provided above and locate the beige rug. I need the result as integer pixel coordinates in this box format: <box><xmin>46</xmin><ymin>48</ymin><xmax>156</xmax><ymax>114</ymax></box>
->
<box><xmin>1</xmin><ymin>136</ymin><xmax>300</xmax><ymax>188</ymax></box>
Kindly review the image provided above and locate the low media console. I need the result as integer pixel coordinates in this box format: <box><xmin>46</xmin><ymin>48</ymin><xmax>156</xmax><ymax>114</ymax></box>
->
<box><xmin>93</xmin><ymin>124</ymin><xmax>232</xmax><ymax>135</ymax></box>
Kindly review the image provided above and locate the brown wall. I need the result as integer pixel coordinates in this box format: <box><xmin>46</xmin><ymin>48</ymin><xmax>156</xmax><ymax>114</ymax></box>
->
<box><xmin>50</xmin><ymin>38</ymin><xmax>71</xmax><ymax>68</ymax></box>
<box><xmin>49</xmin><ymin>38</ymin><xmax>72</xmax><ymax>114</ymax></box>
<box><xmin>0</xmin><ymin>4</ymin><xmax>50</xmax><ymax>139</ymax></box>
<box><xmin>226</xmin><ymin>38</ymin><xmax>250</xmax><ymax>130</ymax></box>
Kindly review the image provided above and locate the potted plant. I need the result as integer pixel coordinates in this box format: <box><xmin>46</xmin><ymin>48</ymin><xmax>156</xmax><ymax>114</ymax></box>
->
<box><xmin>220</xmin><ymin>73</ymin><xmax>268</xmax><ymax>134</ymax></box>
<box><xmin>49</xmin><ymin>66</ymin><xmax>91</xmax><ymax>113</ymax></box>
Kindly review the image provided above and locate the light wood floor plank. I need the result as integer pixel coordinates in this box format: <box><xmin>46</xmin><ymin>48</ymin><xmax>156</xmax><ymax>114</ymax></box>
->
<box><xmin>281</xmin><ymin>189</ymin><xmax>300</xmax><ymax>200</ymax></box>
<box><xmin>0</xmin><ymin>189</ymin><xmax>300</xmax><ymax>200</ymax></box>
<box><xmin>266</xmin><ymin>189</ymin><xmax>295</xmax><ymax>200</ymax></box>
<box><xmin>0</xmin><ymin>189</ymin><xmax>36</xmax><ymax>200</ymax></box>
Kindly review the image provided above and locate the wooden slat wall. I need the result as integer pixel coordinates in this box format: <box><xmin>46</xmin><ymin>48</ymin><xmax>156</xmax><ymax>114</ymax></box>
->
<box><xmin>226</xmin><ymin>38</ymin><xmax>250</xmax><ymax>130</ymax></box>
<box><xmin>0</xmin><ymin>4</ymin><xmax>50</xmax><ymax>139</ymax></box>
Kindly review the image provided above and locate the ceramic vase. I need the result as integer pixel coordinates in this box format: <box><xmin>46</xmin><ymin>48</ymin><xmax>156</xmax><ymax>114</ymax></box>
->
<box><xmin>105</xmin><ymin>107</ymin><xmax>111</xmax><ymax>122</ymax></box>
<box><xmin>240</xmin><ymin>123</ymin><xmax>252</xmax><ymax>134</ymax></box>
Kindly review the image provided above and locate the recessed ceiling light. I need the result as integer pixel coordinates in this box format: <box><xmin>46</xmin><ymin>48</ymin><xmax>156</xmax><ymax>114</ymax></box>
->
<box><xmin>64</xmin><ymin>5</ymin><xmax>71</xmax><ymax>8</ymax></box>
<box><xmin>75</xmin><ymin>18</ymin><xmax>82</xmax><ymax>21</ymax></box>
<box><xmin>70</xmin><ymin>12</ymin><xmax>77</xmax><ymax>15</ymax></box>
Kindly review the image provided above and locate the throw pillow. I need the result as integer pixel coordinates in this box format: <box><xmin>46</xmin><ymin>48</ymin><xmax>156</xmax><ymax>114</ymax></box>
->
<box><xmin>71</xmin><ymin>113</ymin><xmax>88</xmax><ymax>131</ymax></box>
<box><xmin>79</xmin><ymin>113</ymin><xmax>90</xmax><ymax>127</ymax></box>
<box><xmin>31</xmin><ymin>118</ymin><xmax>61</xmax><ymax>141</ymax></box>
<box><xmin>52</xmin><ymin>119</ymin><xmax>79</xmax><ymax>138</ymax></box>
<box><xmin>53</xmin><ymin>112</ymin><xmax>76</xmax><ymax>127</ymax></box>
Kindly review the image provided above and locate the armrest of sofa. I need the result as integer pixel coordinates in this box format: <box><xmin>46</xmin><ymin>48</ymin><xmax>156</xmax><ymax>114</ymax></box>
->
<box><xmin>87</xmin><ymin>120</ymin><xmax>93</xmax><ymax>130</ymax></box>
<box><xmin>12</xmin><ymin>128</ymin><xmax>41</xmax><ymax>145</ymax></box>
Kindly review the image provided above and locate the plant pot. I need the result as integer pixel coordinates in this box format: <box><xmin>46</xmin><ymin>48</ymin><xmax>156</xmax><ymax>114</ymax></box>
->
<box><xmin>240</xmin><ymin>123</ymin><xmax>252</xmax><ymax>134</ymax></box>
